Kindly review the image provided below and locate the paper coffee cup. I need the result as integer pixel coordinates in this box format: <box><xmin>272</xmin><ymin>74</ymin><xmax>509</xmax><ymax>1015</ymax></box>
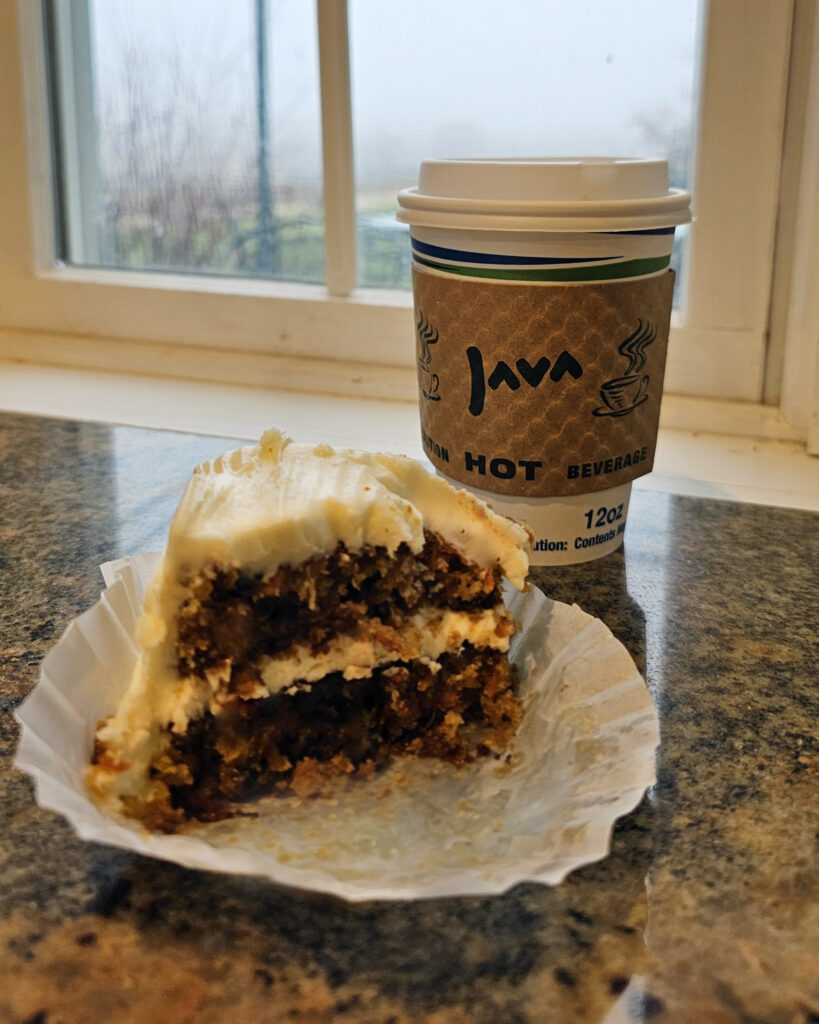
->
<box><xmin>397</xmin><ymin>158</ymin><xmax>691</xmax><ymax>565</ymax></box>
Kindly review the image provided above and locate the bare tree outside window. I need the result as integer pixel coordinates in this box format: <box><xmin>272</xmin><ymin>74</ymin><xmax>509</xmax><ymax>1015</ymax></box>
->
<box><xmin>84</xmin><ymin>0</ymin><xmax>324</xmax><ymax>282</ymax></box>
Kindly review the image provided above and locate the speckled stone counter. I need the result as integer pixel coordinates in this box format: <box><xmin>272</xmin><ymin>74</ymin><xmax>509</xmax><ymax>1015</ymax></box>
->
<box><xmin>1</xmin><ymin>410</ymin><xmax>817</xmax><ymax>1024</ymax></box>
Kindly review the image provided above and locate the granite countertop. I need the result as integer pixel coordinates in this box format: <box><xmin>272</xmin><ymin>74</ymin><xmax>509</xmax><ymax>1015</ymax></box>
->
<box><xmin>1</xmin><ymin>410</ymin><xmax>817</xmax><ymax>1024</ymax></box>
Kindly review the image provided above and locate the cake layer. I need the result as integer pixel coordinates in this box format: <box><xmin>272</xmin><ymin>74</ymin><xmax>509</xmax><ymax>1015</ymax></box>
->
<box><xmin>95</xmin><ymin>603</ymin><xmax>514</xmax><ymax>742</ymax></box>
<box><xmin>175</xmin><ymin>530</ymin><xmax>503</xmax><ymax>684</ymax></box>
<box><xmin>129</xmin><ymin>645</ymin><xmax>523</xmax><ymax>832</ymax></box>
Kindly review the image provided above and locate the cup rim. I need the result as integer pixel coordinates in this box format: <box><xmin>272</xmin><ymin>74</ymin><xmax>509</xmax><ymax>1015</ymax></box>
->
<box><xmin>396</xmin><ymin>189</ymin><xmax>692</xmax><ymax>233</ymax></box>
<box><xmin>600</xmin><ymin>374</ymin><xmax>643</xmax><ymax>389</ymax></box>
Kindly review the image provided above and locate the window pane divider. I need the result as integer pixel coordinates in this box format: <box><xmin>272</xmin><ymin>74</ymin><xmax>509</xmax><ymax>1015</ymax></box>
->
<box><xmin>317</xmin><ymin>0</ymin><xmax>357</xmax><ymax>297</ymax></box>
<box><xmin>50</xmin><ymin>0</ymin><xmax>101</xmax><ymax>265</ymax></box>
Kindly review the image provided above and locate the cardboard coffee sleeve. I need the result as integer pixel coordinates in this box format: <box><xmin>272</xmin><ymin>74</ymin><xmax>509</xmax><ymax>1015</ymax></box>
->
<box><xmin>414</xmin><ymin>267</ymin><xmax>675</xmax><ymax>499</ymax></box>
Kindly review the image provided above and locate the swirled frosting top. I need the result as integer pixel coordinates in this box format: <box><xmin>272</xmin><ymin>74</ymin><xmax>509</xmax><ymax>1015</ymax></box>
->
<box><xmin>163</xmin><ymin>429</ymin><xmax>531</xmax><ymax>589</ymax></box>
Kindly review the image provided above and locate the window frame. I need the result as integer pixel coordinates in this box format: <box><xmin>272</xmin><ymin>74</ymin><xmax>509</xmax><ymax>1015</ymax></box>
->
<box><xmin>0</xmin><ymin>0</ymin><xmax>816</xmax><ymax>440</ymax></box>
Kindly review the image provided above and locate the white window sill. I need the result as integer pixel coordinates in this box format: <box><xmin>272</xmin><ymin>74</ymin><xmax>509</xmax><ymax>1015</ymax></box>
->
<box><xmin>1</xmin><ymin>360</ymin><xmax>817</xmax><ymax>512</ymax></box>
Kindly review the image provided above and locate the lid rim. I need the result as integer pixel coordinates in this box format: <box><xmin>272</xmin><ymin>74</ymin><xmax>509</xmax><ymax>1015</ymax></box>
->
<box><xmin>395</xmin><ymin>208</ymin><xmax>693</xmax><ymax>232</ymax></box>
<box><xmin>396</xmin><ymin>189</ymin><xmax>692</xmax><ymax>231</ymax></box>
<box><xmin>398</xmin><ymin>185</ymin><xmax>691</xmax><ymax>213</ymax></box>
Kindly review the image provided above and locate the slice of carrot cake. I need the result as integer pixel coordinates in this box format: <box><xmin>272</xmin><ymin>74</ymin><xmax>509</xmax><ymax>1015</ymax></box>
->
<box><xmin>87</xmin><ymin>430</ymin><xmax>531</xmax><ymax>832</ymax></box>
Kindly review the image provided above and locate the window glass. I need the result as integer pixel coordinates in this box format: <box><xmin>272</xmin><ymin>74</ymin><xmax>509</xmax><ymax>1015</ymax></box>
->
<box><xmin>54</xmin><ymin>2</ymin><xmax>700</xmax><ymax>296</ymax></box>
<box><xmin>349</xmin><ymin>0</ymin><xmax>700</xmax><ymax>294</ymax></box>
<box><xmin>59</xmin><ymin>0</ymin><xmax>324</xmax><ymax>281</ymax></box>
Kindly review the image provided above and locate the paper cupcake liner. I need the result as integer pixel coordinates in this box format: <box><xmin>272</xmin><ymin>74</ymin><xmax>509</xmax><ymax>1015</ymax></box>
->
<box><xmin>14</xmin><ymin>554</ymin><xmax>659</xmax><ymax>901</ymax></box>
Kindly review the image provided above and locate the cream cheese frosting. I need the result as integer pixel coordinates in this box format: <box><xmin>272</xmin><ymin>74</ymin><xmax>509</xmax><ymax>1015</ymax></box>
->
<box><xmin>259</xmin><ymin>607</ymin><xmax>512</xmax><ymax>691</ymax></box>
<box><xmin>162</xmin><ymin>429</ymin><xmax>531</xmax><ymax>587</ymax></box>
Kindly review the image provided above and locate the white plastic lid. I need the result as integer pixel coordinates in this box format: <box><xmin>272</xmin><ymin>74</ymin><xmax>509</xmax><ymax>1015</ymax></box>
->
<box><xmin>397</xmin><ymin>157</ymin><xmax>691</xmax><ymax>233</ymax></box>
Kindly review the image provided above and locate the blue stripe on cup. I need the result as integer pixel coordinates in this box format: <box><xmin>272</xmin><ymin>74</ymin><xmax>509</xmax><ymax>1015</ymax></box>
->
<box><xmin>410</xmin><ymin>237</ymin><xmax>618</xmax><ymax>267</ymax></box>
<box><xmin>412</xmin><ymin>251</ymin><xmax>672</xmax><ymax>282</ymax></box>
<box><xmin>600</xmin><ymin>227</ymin><xmax>676</xmax><ymax>236</ymax></box>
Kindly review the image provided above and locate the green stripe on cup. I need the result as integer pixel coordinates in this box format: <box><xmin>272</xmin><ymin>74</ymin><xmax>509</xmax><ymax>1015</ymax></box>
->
<box><xmin>413</xmin><ymin>253</ymin><xmax>671</xmax><ymax>282</ymax></box>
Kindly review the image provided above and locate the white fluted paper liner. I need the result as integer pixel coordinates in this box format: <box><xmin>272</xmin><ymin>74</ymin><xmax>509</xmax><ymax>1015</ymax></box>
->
<box><xmin>15</xmin><ymin>552</ymin><xmax>659</xmax><ymax>901</ymax></box>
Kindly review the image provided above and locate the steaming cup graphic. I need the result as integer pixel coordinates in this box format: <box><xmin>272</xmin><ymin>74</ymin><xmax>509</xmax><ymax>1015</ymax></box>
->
<box><xmin>597</xmin><ymin>374</ymin><xmax>649</xmax><ymax>415</ymax></box>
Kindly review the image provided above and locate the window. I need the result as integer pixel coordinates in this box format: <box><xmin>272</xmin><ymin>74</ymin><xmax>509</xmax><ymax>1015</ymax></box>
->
<box><xmin>50</xmin><ymin>0</ymin><xmax>699</xmax><ymax>296</ymax></box>
<box><xmin>1</xmin><ymin>0</ymin><xmax>816</xmax><ymax>442</ymax></box>
<box><xmin>349</xmin><ymin>0</ymin><xmax>698</xmax><ymax>293</ymax></box>
<box><xmin>52</xmin><ymin>0</ymin><xmax>325</xmax><ymax>281</ymax></box>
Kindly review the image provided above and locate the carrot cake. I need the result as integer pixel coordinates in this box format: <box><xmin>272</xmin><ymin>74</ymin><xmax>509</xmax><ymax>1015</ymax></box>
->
<box><xmin>87</xmin><ymin>430</ymin><xmax>532</xmax><ymax>832</ymax></box>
